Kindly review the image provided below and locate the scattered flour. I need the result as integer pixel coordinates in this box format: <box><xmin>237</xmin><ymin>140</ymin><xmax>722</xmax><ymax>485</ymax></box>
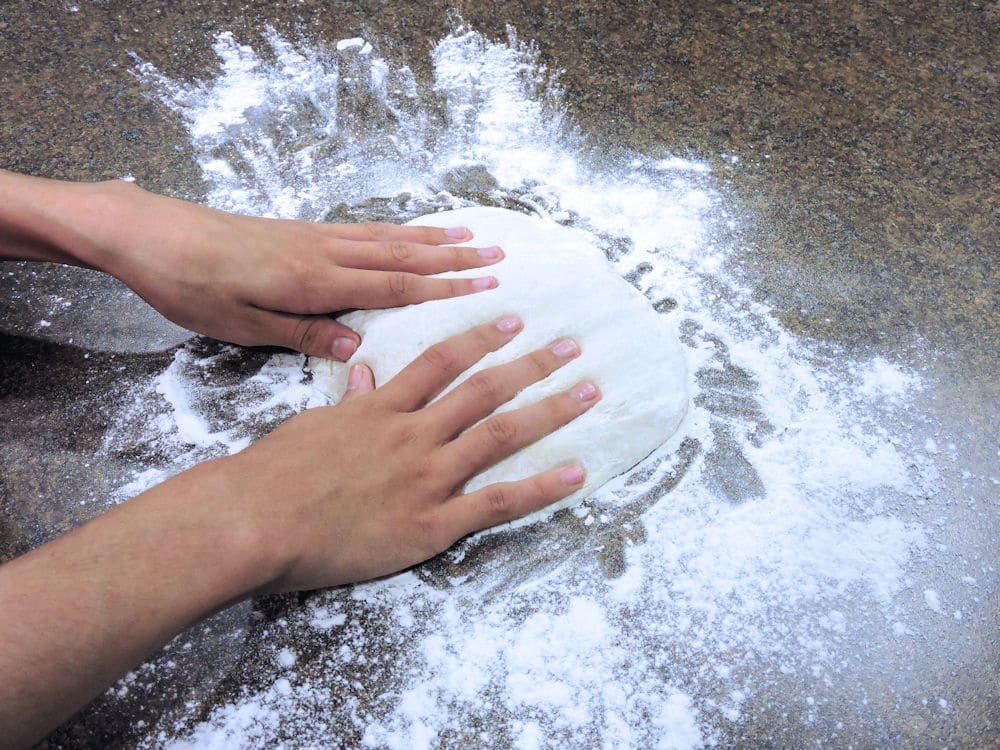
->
<box><xmin>856</xmin><ymin>355</ymin><xmax>921</xmax><ymax>404</ymax></box>
<box><xmin>275</xmin><ymin>648</ymin><xmax>297</xmax><ymax>669</ymax></box>
<box><xmin>923</xmin><ymin>588</ymin><xmax>943</xmax><ymax>614</ymax></box>
<box><xmin>101</xmin><ymin>19</ymin><xmax>981</xmax><ymax>750</ymax></box>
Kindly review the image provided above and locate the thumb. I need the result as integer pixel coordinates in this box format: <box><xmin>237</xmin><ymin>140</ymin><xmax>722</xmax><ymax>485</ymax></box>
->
<box><xmin>260</xmin><ymin>311</ymin><xmax>362</xmax><ymax>361</ymax></box>
<box><xmin>340</xmin><ymin>363</ymin><xmax>376</xmax><ymax>402</ymax></box>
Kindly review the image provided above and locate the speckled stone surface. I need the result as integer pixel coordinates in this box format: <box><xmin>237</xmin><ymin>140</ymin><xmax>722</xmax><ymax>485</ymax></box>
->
<box><xmin>1</xmin><ymin>1</ymin><xmax>997</xmax><ymax>747</ymax></box>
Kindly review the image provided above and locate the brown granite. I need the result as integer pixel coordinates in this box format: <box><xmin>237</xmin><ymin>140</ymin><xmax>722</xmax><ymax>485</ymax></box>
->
<box><xmin>2</xmin><ymin>0</ymin><xmax>996</xmax><ymax>378</ymax></box>
<box><xmin>1</xmin><ymin>1</ymin><xmax>997</xmax><ymax>747</ymax></box>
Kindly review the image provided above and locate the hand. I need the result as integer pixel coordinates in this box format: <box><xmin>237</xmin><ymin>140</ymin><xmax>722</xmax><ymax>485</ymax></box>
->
<box><xmin>0</xmin><ymin>318</ymin><xmax>599</xmax><ymax>745</ymax></box>
<box><xmin>88</xmin><ymin>182</ymin><xmax>506</xmax><ymax>359</ymax></box>
<box><xmin>230</xmin><ymin>315</ymin><xmax>601</xmax><ymax>592</ymax></box>
<box><xmin>0</xmin><ymin>172</ymin><xmax>504</xmax><ymax>359</ymax></box>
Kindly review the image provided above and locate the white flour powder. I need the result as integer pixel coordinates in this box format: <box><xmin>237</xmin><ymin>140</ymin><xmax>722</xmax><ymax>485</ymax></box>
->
<box><xmin>101</xmin><ymin>20</ymin><xmax>990</xmax><ymax>750</ymax></box>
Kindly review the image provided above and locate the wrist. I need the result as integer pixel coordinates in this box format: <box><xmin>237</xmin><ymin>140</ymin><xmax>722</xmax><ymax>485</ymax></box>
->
<box><xmin>0</xmin><ymin>170</ymin><xmax>146</xmax><ymax>271</ymax></box>
<box><xmin>171</xmin><ymin>454</ymin><xmax>293</xmax><ymax>599</ymax></box>
<box><xmin>107</xmin><ymin>456</ymin><xmax>289</xmax><ymax>626</ymax></box>
<box><xmin>210</xmin><ymin>438</ymin><xmax>348</xmax><ymax>596</ymax></box>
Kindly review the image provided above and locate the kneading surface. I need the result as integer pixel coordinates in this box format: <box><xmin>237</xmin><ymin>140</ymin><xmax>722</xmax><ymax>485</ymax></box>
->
<box><xmin>314</xmin><ymin>207</ymin><xmax>688</xmax><ymax>527</ymax></box>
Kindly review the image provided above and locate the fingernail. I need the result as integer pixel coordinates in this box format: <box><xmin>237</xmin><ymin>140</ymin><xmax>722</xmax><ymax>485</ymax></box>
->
<box><xmin>332</xmin><ymin>337</ymin><xmax>357</xmax><ymax>361</ymax></box>
<box><xmin>560</xmin><ymin>464</ymin><xmax>586</xmax><ymax>485</ymax></box>
<box><xmin>571</xmin><ymin>382</ymin><xmax>599</xmax><ymax>402</ymax></box>
<box><xmin>496</xmin><ymin>315</ymin><xmax>522</xmax><ymax>333</ymax></box>
<box><xmin>445</xmin><ymin>226</ymin><xmax>471</xmax><ymax>240</ymax></box>
<box><xmin>550</xmin><ymin>338</ymin><xmax>578</xmax><ymax>358</ymax></box>
<box><xmin>473</xmin><ymin>276</ymin><xmax>498</xmax><ymax>291</ymax></box>
<box><xmin>347</xmin><ymin>364</ymin><xmax>365</xmax><ymax>389</ymax></box>
<box><xmin>477</xmin><ymin>245</ymin><xmax>503</xmax><ymax>260</ymax></box>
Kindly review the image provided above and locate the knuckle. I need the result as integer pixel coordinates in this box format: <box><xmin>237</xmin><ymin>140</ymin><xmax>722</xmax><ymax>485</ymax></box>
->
<box><xmin>361</xmin><ymin>221</ymin><xmax>388</xmax><ymax>239</ymax></box>
<box><xmin>471</xmin><ymin>323</ymin><xmax>496</xmax><ymax>349</ymax></box>
<box><xmin>412</xmin><ymin>511</ymin><xmax>440</xmax><ymax>544</ymax></box>
<box><xmin>292</xmin><ymin>317</ymin><xmax>319</xmax><ymax>352</ymax></box>
<box><xmin>467</xmin><ymin>371</ymin><xmax>500</xmax><ymax>400</ymax></box>
<box><xmin>388</xmin><ymin>271</ymin><xmax>412</xmax><ymax>297</ymax></box>
<box><xmin>485</xmin><ymin>486</ymin><xmax>513</xmax><ymax>516</ymax></box>
<box><xmin>389</xmin><ymin>240</ymin><xmax>412</xmax><ymax>263</ymax></box>
<box><xmin>411</xmin><ymin>457</ymin><xmax>443</xmax><ymax>485</ymax></box>
<box><xmin>420</xmin><ymin>343</ymin><xmax>458</xmax><ymax>374</ymax></box>
<box><xmin>486</xmin><ymin>415</ymin><xmax>518</xmax><ymax>446</ymax></box>
<box><xmin>396</xmin><ymin>427</ymin><xmax>422</xmax><ymax>448</ymax></box>
<box><xmin>414</xmin><ymin>511</ymin><xmax>453</xmax><ymax>557</ymax></box>
<box><xmin>449</xmin><ymin>245</ymin><xmax>466</xmax><ymax>268</ymax></box>
<box><xmin>412</xmin><ymin>460</ymin><xmax>432</xmax><ymax>482</ymax></box>
<box><xmin>546</xmin><ymin>396</ymin><xmax>573</xmax><ymax>423</ymax></box>
<box><xmin>527</xmin><ymin>350</ymin><xmax>552</xmax><ymax>378</ymax></box>
<box><xmin>529</xmin><ymin>474</ymin><xmax>553</xmax><ymax>501</ymax></box>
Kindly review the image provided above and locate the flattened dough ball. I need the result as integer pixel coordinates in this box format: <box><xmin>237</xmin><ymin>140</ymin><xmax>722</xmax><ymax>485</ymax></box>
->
<box><xmin>313</xmin><ymin>207</ymin><xmax>689</xmax><ymax>528</ymax></box>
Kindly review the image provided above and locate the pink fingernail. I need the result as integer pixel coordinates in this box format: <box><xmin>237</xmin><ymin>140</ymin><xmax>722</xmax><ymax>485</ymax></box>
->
<box><xmin>445</xmin><ymin>226</ymin><xmax>471</xmax><ymax>240</ymax></box>
<box><xmin>496</xmin><ymin>315</ymin><xmax>522</xmax><ymax>333</ymax></box>
<box><xmin>473</xmin><ymin>276</ymin><xmax>498</xmax><ymax>291</ymax></box>
<box><xmin>571</xmin><ymin>382</ymin><xmax>599</xmax><ymax>402</ymax></box>
<box><xmin>550</xmin><ymin>338</ymin><xmax>578</xmax><ymax>358</ymax></box>
<box><xmin>560</xmin><ymin>465</ymin><xmax>585</xmax><ymax>485</ymax></box>
<box><xmin>477</xmin><ymin>245</ymin><xmax>503</xmax><ymax>260</ymax></box>
<box><xmin>347</xmin><ymin>364</ymin><xmax>365</xmax><ymax>389</ymax></box>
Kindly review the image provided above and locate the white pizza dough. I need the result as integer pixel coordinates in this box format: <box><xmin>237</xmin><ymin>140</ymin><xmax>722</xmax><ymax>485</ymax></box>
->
<box><xmin>313</xmin><ymin>206</ymin><xmax>688</xmax><ymax>528</ymax></box>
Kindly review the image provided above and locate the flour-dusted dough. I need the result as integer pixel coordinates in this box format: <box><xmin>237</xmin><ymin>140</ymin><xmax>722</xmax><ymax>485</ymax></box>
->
<box><xmin>313</xmin><ymin>207</ymin><xmax>688</xmax><ymax>527</ymax></box>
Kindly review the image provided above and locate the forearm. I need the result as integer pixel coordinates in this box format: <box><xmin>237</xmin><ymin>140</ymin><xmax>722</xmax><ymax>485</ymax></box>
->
<box><xmin>0</xmin><ymin>457</ymin><xmax>280</xmax><ymax>750</ymax></box>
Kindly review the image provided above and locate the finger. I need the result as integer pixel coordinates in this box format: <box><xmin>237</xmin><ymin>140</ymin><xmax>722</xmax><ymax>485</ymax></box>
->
<box><xmin>440</xmin><ymin>464</ymin><xmax>587</xmax><ymax>539</ymax></box>
<box><xmin>380</xmin><ymin>315</ymin><xmax>524</xmax><ymax>411</ymax></box>
<box><xmin>427</xmin><ymin>337</ymin><xmax>582</xmax><ymax>441</ymax></box>
<box><xmin>340</xmin><ymin>364</ymin><xmax>376</xmax><ymax>402</ymax></box>
<box><xmin>254</xmin><ymin>310</ymin><xmax>361</xmax><ymax>361</ymax></box>
<box><xmin>329</xmin><ymin>238</ymin><xmax>504</xmax><ymax>274</ymax></box>
<box><xmin>440</xmin><ymin>381</ymin><xmax>601</xmax><ymax>479</ymax></box>
<box><xmin>333</xmin><ymin>267</ymin><xmax>499</xmax><ymax>310</ymax></box>
<box><xmin>324</xmin><ymin>221</ymin><xmax>473</xmax><ymax>245</ymax></box>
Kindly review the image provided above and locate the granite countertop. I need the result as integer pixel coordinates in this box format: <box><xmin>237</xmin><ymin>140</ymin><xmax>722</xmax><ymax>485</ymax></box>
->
<box><xmin>1</xmin><ymin>1</ymin><xmax>997</xmax><ymax>747</ymax></box>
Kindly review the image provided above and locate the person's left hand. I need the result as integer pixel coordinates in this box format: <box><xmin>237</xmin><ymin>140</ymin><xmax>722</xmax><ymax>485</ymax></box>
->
<box><xmin>224</xmin><ymin>315</ymin><xmax>598</xmax><ymax>591</ymax></box>
<box><xmin>76</xmin><ymin>180</ymin><xmax>504</xmax><ymax>360</ymax></box>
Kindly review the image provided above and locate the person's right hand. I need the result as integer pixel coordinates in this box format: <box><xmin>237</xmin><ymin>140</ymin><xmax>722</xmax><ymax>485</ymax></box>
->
<box><xmin>0</xmin><ymin>171</ymin><xmax>506</xmax><ymax>361</ymax></box>
<box><xmin>72</xmin><ymin>180</ymin><xmax>505</xmax><ymax>361</ymax></box>
<box><xmin>224</xmin><ymin>315</ymin><xmax>601</xmax><ymax>592</ymax></box>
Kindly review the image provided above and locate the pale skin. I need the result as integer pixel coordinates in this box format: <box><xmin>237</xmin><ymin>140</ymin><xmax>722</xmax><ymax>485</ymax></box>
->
<box><xmin>0</xmin><ymin>171</ymin><xmax>600</xmax><ymax>748</ymax></box>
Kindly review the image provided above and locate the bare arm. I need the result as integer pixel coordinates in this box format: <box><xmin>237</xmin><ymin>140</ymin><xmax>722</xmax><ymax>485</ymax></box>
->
<box><xmin>0</xmin><ymin>170</ymin><xmax>503</xmax><ymax>359</ymax></box>
<box><xmin>0</xmin><ymin>319</ymin><xmax>598</xmax><ymax>748</ymax></box>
